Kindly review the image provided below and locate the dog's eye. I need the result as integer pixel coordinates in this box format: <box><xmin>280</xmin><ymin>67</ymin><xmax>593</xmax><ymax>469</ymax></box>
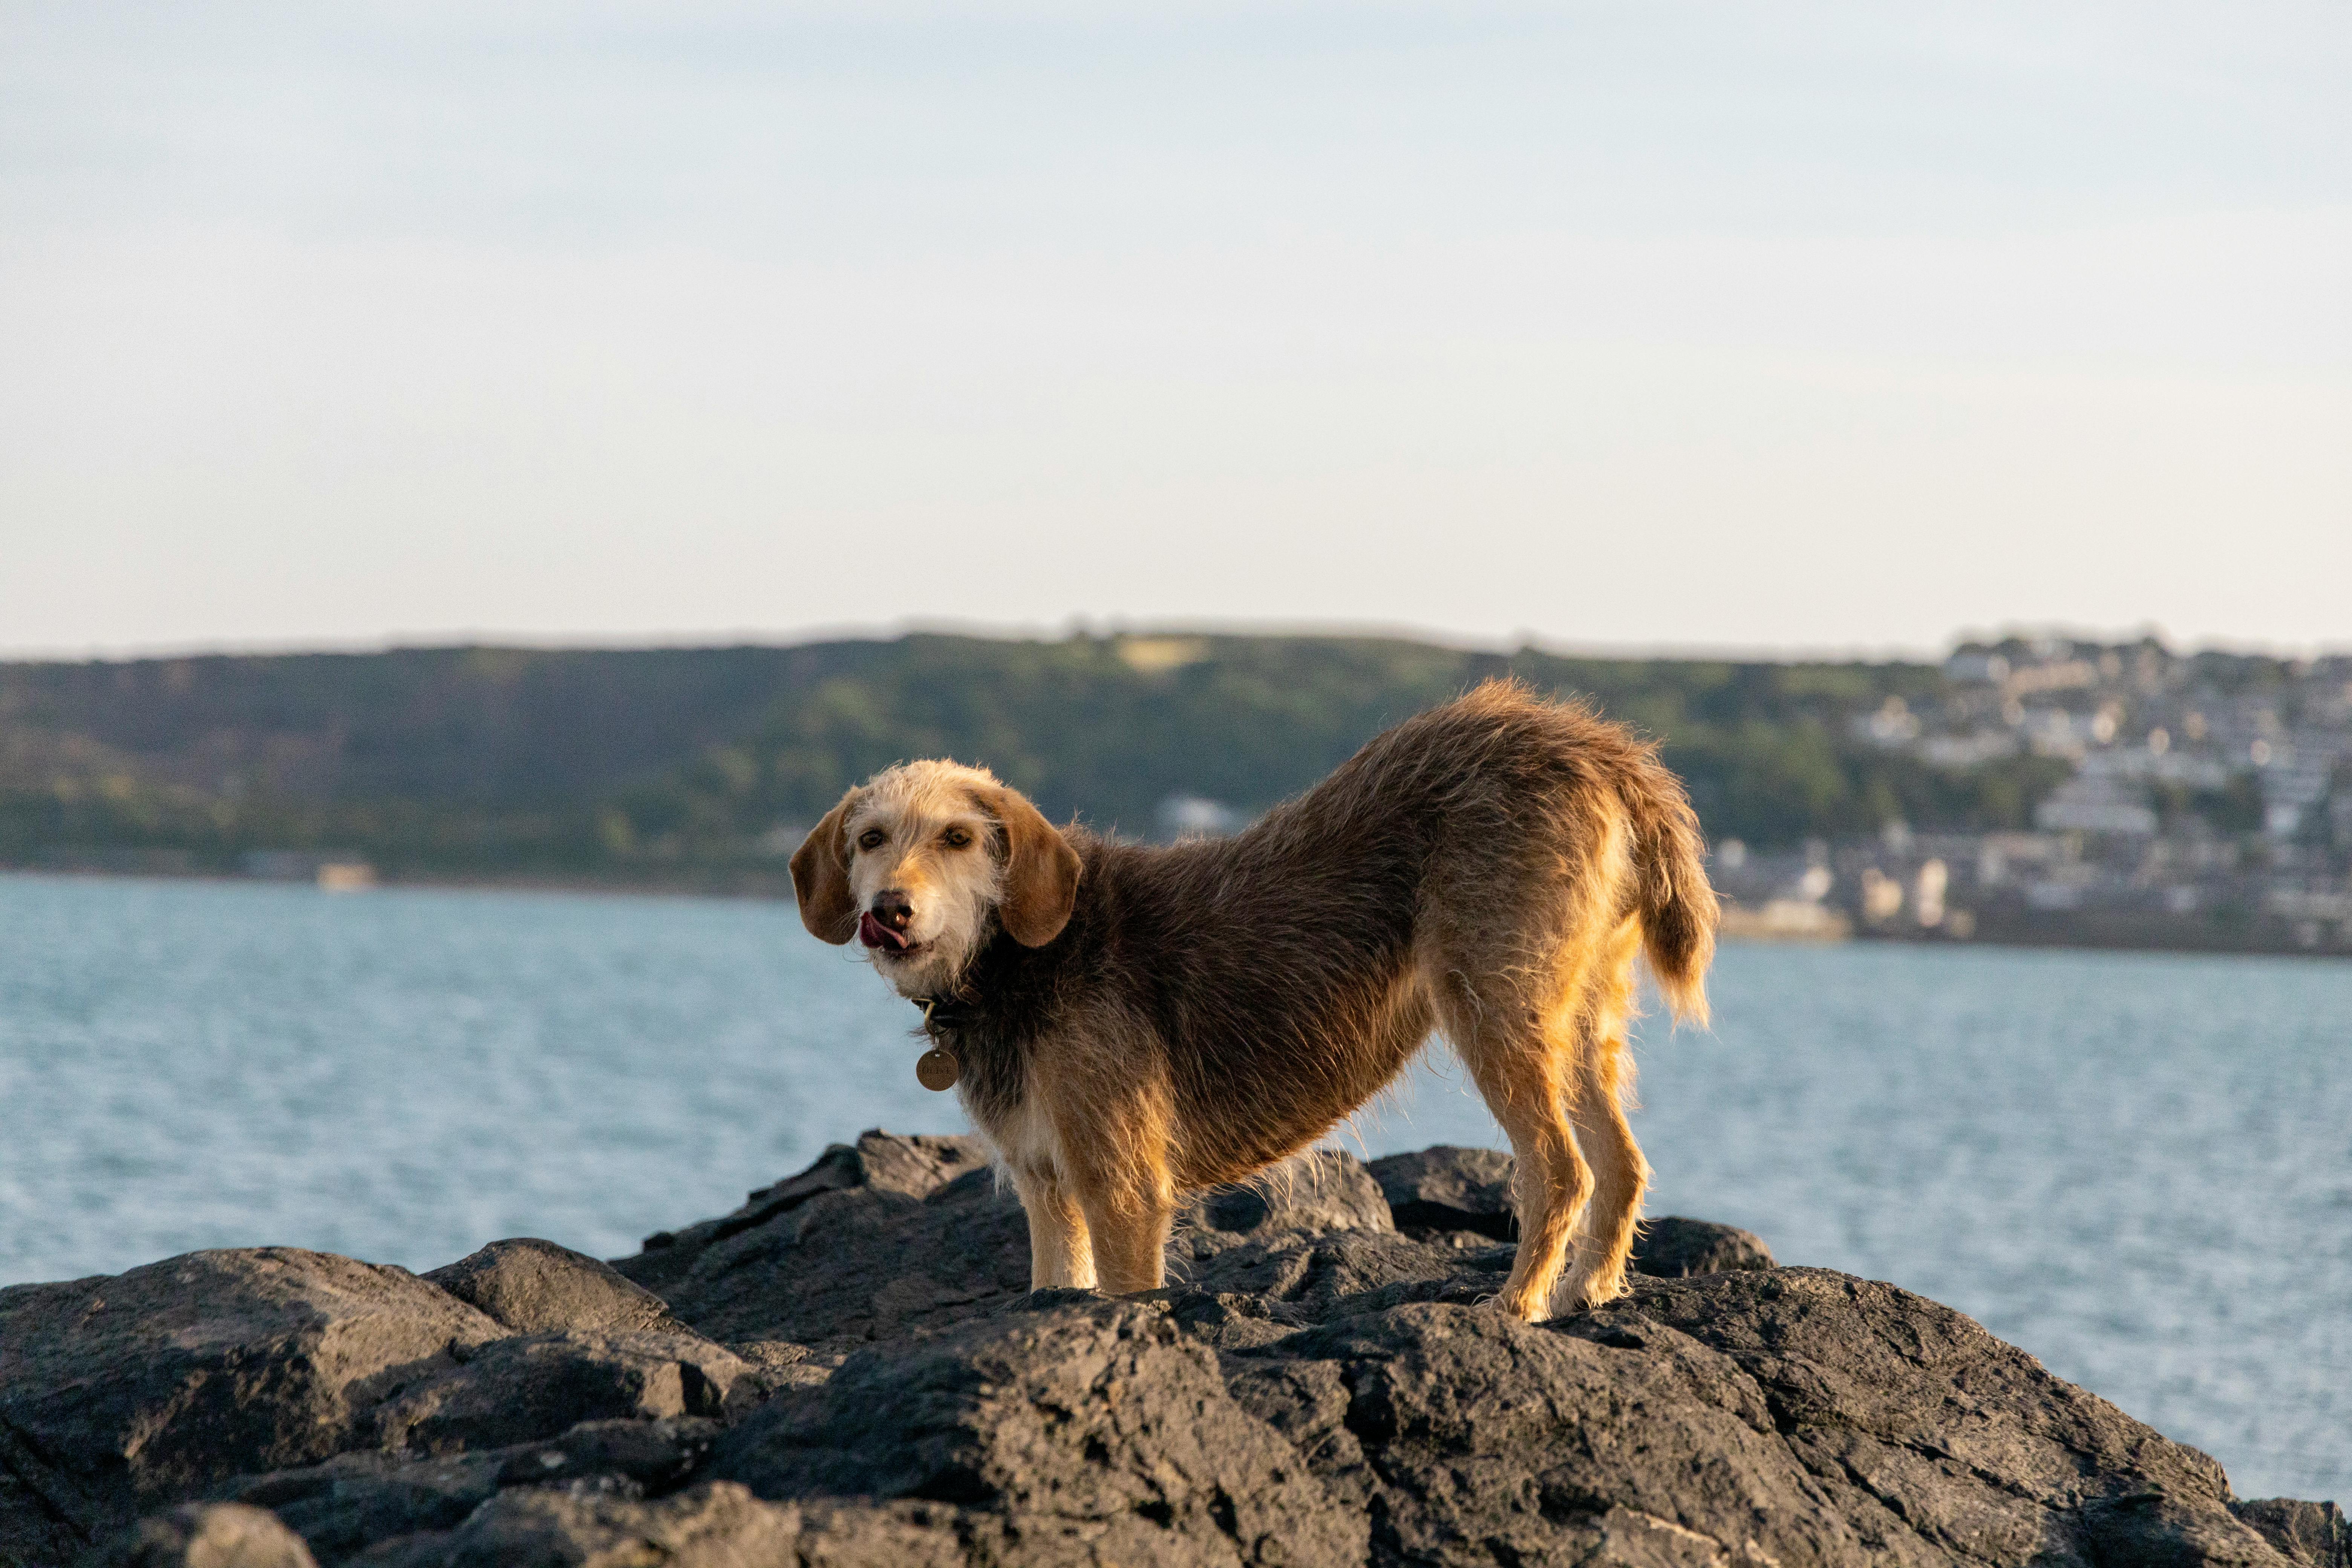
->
<box><xmin>942</xmin><ymin>827</ymin><xmax>972</xmax><ymax>850</ymax></box>
<box><xmin>856</xmin><ymin>829</ymin><xmax>886</xmax><ymax>851</ymax></box>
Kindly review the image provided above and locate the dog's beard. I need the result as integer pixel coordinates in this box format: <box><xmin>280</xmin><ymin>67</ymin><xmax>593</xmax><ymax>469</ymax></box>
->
<box><xmin>870</xmin><ymin>945</ymin><xmax>957</xmax><ymax>998</ymax></box>
<box><xmin>866</xmin><ymin>910</ymin><xmax>988</xmax><ymax>998</ymax></box>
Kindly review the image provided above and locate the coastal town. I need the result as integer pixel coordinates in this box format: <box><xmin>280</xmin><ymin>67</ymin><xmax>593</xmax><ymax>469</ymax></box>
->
<box><xmin>1709</xmin><ymin>638</ymin><xmax>2352</xmax><ymax>956</ymax></box>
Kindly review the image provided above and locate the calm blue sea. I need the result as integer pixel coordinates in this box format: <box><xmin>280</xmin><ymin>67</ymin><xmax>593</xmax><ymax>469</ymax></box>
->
<box><xmin>0</xmin><ymin>871</ymin><xmax>2345</xmax><ymax>1501</ymax></box>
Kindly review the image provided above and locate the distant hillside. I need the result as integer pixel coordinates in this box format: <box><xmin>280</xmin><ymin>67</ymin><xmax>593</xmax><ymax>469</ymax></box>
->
<box><xmin>0</xmin><ymin>632</ymin><xmax>2074</xmax><ymax>883</ymax></box>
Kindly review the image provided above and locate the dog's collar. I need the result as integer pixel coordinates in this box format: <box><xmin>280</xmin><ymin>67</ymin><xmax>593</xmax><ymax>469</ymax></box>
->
<box><xmin>911</xmin><ymin>993</ymin><xmax>981</xmax><ymax>1035</ymax></box>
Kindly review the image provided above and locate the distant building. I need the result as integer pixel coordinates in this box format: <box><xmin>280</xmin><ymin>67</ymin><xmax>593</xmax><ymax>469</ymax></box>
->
<box><xmin>1943</xmin><ymin>650</ymin><xmax>2011</xmax><ymax>684</ymax></box>
<box><xmin>1852</xmin><ymin>697</ymin><xmax>1921</xmax><ymax>747</ymax></box>
<box><xmin>1918</xmin><ymin>732</ymin><xmax>2020</xmax><ymax>769</ymax></box>
<box><xmin>241</xmin><ymin>850</ymin><xmax>377</xmax><ymax>890</ymax></box>
<box><xmin>2034</xmin><ymin>776</ymin><xmax>2157</xmax><ymax>836</ymax></box>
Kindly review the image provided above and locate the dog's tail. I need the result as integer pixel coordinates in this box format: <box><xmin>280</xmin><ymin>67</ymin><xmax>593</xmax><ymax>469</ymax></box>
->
<box><xmin>1620</xmin><ymin>751</ymin><xmax>1719</xmax><ymax>1027</ymax></box>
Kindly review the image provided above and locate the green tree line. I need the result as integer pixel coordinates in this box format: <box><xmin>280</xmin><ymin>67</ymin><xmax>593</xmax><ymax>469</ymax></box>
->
<box><xmin>0</xmin><ymin>633</ymin><xmax>2070</xmax><ymax>880</ymax></box>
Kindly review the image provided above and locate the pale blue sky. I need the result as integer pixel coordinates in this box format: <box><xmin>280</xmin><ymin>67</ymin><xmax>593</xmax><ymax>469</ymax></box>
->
<box><xmin>3</xmin><ymin>2</ymin><xmax>2346</xmax><ymax>657</ymax></box>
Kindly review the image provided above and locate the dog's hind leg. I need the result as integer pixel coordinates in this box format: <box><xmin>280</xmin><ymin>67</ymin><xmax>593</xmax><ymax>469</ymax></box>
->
<box><xmin>1556</xmin><ymin>919</ymin><xmax>1652</xmax><ymax>1309</ymax></box>
<box><xmin>1560</xmin><ymin>1073</ymin><xmax>1646</xmax><ymax>1308</ymax></box>
<box><xmin>1010</xmin><ymin>1168</ymin><xmax>1096</xmax><ymax>1290</ymax></box>
<box><xmin>1435</xmin><ymin>974</ymin><xmax>1594</xmax><ymax>1322</ymax></box>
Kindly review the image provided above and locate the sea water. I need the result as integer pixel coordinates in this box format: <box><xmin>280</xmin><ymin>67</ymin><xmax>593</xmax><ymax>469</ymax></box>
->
<box><xmin>0</xmin><ymin>871</ymin><xmax>2344</xmax><ymax>1499</ymax></box>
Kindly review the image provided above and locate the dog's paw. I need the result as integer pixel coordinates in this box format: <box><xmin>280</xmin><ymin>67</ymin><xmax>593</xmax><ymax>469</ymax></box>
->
<box><xmin>1493</xmin><ymin>1287</ymin><xmax>1554</xmax><ymax>1323</ymax></box>
<box><xmin>1555</xmin><ymin>1271</ymin><xmax>1635</xmax><ymax>1316</ymax></box>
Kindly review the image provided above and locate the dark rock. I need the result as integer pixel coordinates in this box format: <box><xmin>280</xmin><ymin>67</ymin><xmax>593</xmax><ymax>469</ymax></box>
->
<box><xmin>696</xmin><ymin>1262</ymin><xmax>2314</xmax><ymax>1566</ymax></box>
<box><xmin>1160</xmin><ymin>1150</ymin><xmax>1471</xmax><ymax>1320</ymax></box>
<box><xmin>109</xmin><ymin>1504</ymin><xmax>318</xmax><ymax>1568</ymax></box>
<box><xmin>369</xmin><ymin>1330</ymin><xmax>746</xmax><ymax>1454</ymax></box>
<box><xmin>1368</xmin><ymin>1145</ymin><xmax>1776</xmax><ymax>1276</ymax></box>
<box><xmin>2086</xmin><ymin>1489</ymin><xmax>2297</xmax><ymax>1567</ymax></box>
<box><xmin>8</xmin><ymin>1138</ymin><xmax>2340</xmax><ymax>1568</ymax></box>
<box><xmin>720</xmin><ymin>1340</ymin><xmax>834</xmax><ymax>1399</ymax></box>
<box><xmin>1159</xmin><ymin>1289</ymin><xmax>1314</xmax><ymax>1352</ymax></box>
<box><xmin>1368</xmin><ymin>1144</ymin><xmax>1517</xmax><ymax>1239</ymax></box>
<box><xmin>783</xmin><ymin>1499</ymin><xmax>972</xmax><ymax>1568</ymax></box>
<box><xmin>1582</xmin><ymin>1268</ymin><xmax>2287</xmax><ymax>1565</ymax></box>
<box><xmin>426</xmin><ymin>1481</ymin><xmax>797</xmax><ymax>1568</ymax></box>
<box><xmin>1633</xmin><ymin>1214</ymin><xmax>1778</xmax><ymax>1277</ymax></box>
<box><xmin>663</xmin><ymin>1137</ymin><xmax>2327</xmax><ymax>1567</ymax></box>
<box><xmin>614</xmin><ymin>1130</ymin><xmax>989</xmax><ymax>1297</ymax></box>
<box><xmin>489</xmin><ymin>1418</ymin><xmax>724</xmax><ymax>1494</ymax></box>
<box><xmin>1165</xmin><ymin>1151</ymin><xmax>1471</xmax><ymax>1324</ymax></box>
<box><xmin>214</xmin><ymin>1419</ymin><xmax>724</xmax><ymax>1566</ymax></box>
<box><xmin>1184</xmin><ymin>1149</ymin><xmax>1394</xmax><ymax>1241</ymax></box>
<box><xmin>1179</xmin><ymin>1226</ymin><xmax>1479</xmax><ymax>1310</ymax></box>
<box><xmin>0</xmin><ymin>1249</ymin><xmax>504</xmax><ymax>1559</ymax></box>
<box><xmin>423</xmin><ymin>1239</ymin><xmax>678</xmax><ymax>1337</ymax></box>
<box><xmin>710</xmin><ymin>1296</ymin><xmax>1369</xmax><ymax>1566</ymax></box>
<box><xmin>2235</xmin><ymin>1500</ymin><xmax>2351</xmax><ymax>1568</ymax></box>
<box><xmin>1228</xmin><ymin>1297</ymin><xmax>1856</xmax><ymax>1564</ymax></box>
<box><xmin>216</xmin><ymin>1454</ymin><xmax>505</xmax><ymax>1567</ymax></box>
<box><xmin>614</xmin><ymin>1163</ymin><xmax>1035</xmax><ymax>1354</ymax></box>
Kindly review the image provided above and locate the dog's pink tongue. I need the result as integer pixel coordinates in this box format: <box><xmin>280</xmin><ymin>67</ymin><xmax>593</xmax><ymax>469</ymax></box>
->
<box><xmin>859</xmin><ymin>911</ymin><xmax>908</xmax><ymax>950</ymax></box>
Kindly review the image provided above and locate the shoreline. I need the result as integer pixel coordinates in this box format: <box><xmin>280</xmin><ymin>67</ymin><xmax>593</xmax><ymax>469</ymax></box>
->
<box><xmin>14</xmin><ymin>862</ymin><xmax>2351</xmax><ymax>962</ymax></box>
<box><xmin>0</xmin><ymin>861</ymin><xmax>798</xmax><ymax>905</ymax></box>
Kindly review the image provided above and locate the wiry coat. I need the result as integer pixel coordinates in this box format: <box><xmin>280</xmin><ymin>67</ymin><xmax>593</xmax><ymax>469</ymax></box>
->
<box><xmin>792</xmin><ymin>679</ymin><xmax>1718</xmax><ymax>1320</ymax></box>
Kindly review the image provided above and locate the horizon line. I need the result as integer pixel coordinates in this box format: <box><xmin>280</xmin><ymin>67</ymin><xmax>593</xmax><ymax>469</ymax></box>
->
<box><xmin>1</xmin><ymin>617</ymin><xmax>2343</xmax><ymax>668</ymax></box>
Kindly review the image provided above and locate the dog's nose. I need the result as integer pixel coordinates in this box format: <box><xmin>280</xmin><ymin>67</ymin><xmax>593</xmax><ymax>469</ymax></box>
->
<box><xmin>870</xmin><ymin>890</ymin><xmax>914</xmax><ymax>932</ymax></box>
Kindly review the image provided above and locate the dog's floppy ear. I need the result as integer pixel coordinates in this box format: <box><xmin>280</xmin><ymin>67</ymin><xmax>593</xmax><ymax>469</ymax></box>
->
<box><xmin>972</xmin><ymin>784</ymin><xmax>1081</xmax><ymax>947</ymax></box>
<box><xmin>790</xmin><ymin>791</ymin><xmax>862</xmax><ymax>944</ymax></box>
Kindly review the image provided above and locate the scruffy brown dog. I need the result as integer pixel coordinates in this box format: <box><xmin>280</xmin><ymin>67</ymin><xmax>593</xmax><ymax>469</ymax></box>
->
<box><xmin>790</xmin><ymin>680</ymin><xmax>1717</xmax><ymax>1321</ymax></box>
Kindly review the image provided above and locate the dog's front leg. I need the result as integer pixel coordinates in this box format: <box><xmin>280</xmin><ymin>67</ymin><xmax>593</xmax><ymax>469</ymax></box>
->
<box><xmin>1076</xmin><ymin>1188</ymin><xmax>1173</xmax><ymax>1295</ymax></box>
<box><xmin>1042</xmin><ymin>1047</ymin><xmax>1178</xmax><ymax>1294</ymax></box>
<box><xmin>1010</xmin><ymin>1168</ymin><xmax>1096</xmax><ymax>1290</ymax></box>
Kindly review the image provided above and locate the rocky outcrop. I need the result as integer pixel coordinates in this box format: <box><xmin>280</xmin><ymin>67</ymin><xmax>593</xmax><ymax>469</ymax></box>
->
<box><xmin>423</xmin><ymin>1238</ymin><xmax>683</xmax><ymax>1338</ymax></box>
<box><xmin>0</xmin><ymin>1247</ymin><xmax>506</xmax><ymax>1563</ymax></box>
<box><xmin>2239</xmin><ymin>1502</ymin><xmax>2351</xmax><ymax>1568</ymax></box>
<box><xmin>0</xmin><ymin>1133</ymin><xmax>2339</xmax><ymax>1568</ymax></box>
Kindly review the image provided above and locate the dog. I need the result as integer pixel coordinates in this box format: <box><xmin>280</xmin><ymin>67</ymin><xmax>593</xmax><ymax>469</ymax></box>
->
<box><xmin>789</xmin><ymin>679</ymin><xmax>1718</xmax><ymax>1320</ymax></box>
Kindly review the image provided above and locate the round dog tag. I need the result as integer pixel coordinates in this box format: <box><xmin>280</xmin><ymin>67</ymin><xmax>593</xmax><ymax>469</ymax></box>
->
<box><xmin>915</xmin><ymin>1047</ymin><xmax>960</xmax><ymax>1092</ymax></box>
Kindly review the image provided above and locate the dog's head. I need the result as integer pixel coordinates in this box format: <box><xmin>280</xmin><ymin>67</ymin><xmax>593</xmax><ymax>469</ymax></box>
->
<box><xmin>789</xmin><ymin>761</ymin><xmax>1082</xmax><ymax>997</ymax></box>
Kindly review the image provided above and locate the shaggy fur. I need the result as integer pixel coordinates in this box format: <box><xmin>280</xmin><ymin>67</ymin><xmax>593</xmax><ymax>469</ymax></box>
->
<box><xmin>790</xmin><ymin>679</ymin><xmax>1718</xmax><ymax>1321</ymax></box>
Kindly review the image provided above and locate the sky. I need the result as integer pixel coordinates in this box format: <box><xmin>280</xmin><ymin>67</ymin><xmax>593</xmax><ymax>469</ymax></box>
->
<box><xmin>2</xmin><ymin>1</ymin><xmax>2347</xmax><ymax>661</ymax></box>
